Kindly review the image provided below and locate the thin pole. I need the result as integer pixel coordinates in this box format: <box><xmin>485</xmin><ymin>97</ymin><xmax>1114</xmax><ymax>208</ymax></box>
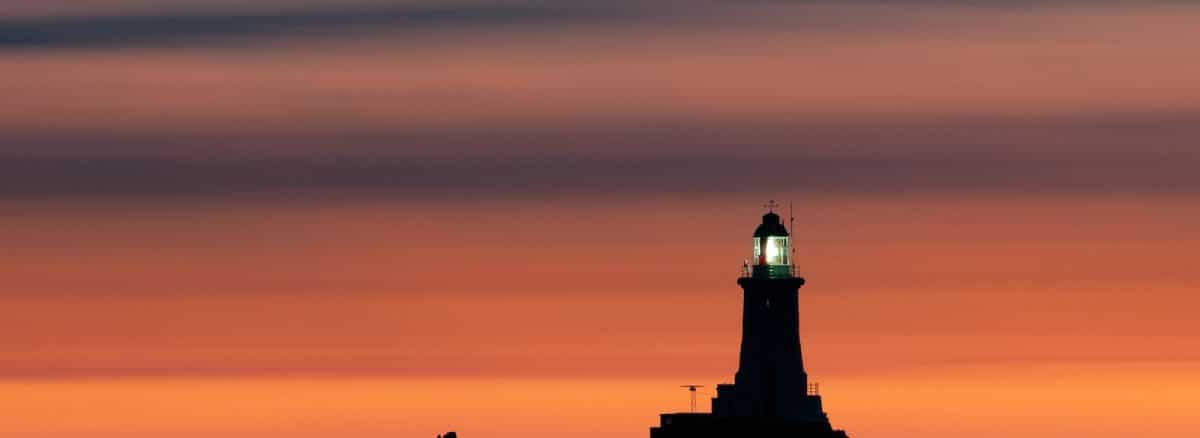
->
<box><xmin>789</xmin><ymin>201</ymin><xmax>796</xmax><ymax>268</ymax></box>
<box><xmin>680</xmin><ymin>385</ymin><xmax>703</xmax><ymax>413</ymax></box>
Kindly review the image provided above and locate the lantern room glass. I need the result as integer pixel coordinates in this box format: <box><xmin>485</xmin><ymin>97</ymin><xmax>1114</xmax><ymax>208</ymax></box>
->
<box><xmin>753</xmin><ymin>236</ymin><xmax>790</xmax><ymax>266</ymax></box>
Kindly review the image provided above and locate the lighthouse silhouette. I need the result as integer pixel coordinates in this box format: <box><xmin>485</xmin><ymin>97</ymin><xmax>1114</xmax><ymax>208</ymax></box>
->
<box><xmin>650</xmin><ymin>206</ymin><xmax>849</xmax><ymax>438</ymax></box>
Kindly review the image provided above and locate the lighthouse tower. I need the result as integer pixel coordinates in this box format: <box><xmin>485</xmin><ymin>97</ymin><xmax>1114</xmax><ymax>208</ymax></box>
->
<box><xmin>713</xmin><ymin>208</ymin><xmax>824</xmax><ymax>421</ymax></box>
<box><xmin>650</xmin><ymin>206</ymin><xmax>847</xmax><ymax>438</ymax></box>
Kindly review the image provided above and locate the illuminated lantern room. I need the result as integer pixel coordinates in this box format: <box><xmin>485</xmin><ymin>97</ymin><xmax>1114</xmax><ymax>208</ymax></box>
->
<box><xmin>750</xmin><ymin>210</ymin><xmax>793</xmax><ymax>279</ymax></box>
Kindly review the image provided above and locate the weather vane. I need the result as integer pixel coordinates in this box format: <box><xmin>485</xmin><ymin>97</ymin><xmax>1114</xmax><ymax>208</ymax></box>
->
<box><xmin>764</xmin><ymin>200</ymin><xmax>780</xmax><ymax>212</ymax></box>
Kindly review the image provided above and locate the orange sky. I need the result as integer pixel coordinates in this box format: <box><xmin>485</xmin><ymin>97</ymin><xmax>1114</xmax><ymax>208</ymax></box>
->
<box><xmin>3</xmin><ymin>1</ymin><xmax>1200</xmax><ymax>437</ymax></box>
<box><xmin>4</xmin><ymin>197</ymin><xmax>1200</xmax><ymax>436</ymax></box>
<box><xmin>6</xmin><ymin>363</ymin><xmax>1199</xmax><ymax>438</ymax></box>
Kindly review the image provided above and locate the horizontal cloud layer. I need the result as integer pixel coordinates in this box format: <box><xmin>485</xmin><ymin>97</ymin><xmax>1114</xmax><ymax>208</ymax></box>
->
<box><xmin>0</xmin><ymin>3</ymin><xmax>626</xmax><ymax>49</ymax></box>
<box><xmin>2</xmin><ymin>1</ymin><xmax>1197</xmax><ymax>200</ymax></box>
<box><xmin>3</xmin><ymin>150</ymin><xmax>1195</xmax><ymax>200</ymax></box>
<box><xmin>1</xmin><ymin>0</ymin><xmax>1189</xmax><ymax>49</ymax></box>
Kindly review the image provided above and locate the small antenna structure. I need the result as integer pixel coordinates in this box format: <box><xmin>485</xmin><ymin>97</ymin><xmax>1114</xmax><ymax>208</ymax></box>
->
<box><xmin>789</xmin><ymin>201</ymin><xmax>796</xmax><ymax>265</ymax></box>
<box><xmin>789</xmin><ymin>201</ymin><xmax>794</xmax><ymax>234</ymax></box>
<box><xmin>680</xmin><ymin>385</ymin><xmax>704</xmax><ymax>413</ymax></box>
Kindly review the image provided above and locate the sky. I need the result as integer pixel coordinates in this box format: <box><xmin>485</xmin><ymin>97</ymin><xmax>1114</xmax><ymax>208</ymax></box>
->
<box><xmin>3</xmin><ymin>1</ymin><xmax>1200</xmax><ymax>437</ymax></box>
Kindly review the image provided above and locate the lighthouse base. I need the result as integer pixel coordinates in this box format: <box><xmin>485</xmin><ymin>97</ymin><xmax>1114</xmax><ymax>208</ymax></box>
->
<box><xmin>650</xmin><ymin>413</ymin><xmax>849</xmax><ymax>438</ymax></box>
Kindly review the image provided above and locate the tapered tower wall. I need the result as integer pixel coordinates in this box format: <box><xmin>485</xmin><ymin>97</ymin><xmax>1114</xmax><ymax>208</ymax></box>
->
<box><xmin>651</xmin><ymin>210</ymin><xmax>846</xmax><ymax>438</ymax></box>
<box><xmin>726</xmin><ymin>277</ymin><xmax>814</xmax><ymax>419</ymax></box>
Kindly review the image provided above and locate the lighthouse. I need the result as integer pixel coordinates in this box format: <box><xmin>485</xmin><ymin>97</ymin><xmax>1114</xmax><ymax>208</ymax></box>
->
<box><xmin>650</xmin><ymin>206</ymin><xmax>848</xmax><ymax>438</ymax></box>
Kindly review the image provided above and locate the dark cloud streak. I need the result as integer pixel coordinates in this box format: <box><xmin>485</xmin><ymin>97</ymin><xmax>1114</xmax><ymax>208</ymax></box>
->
<box><xmin>2</xmin><ymin>153</ymin><xmax>1195</xmax><ymax>201</ymax></box>
<box><xmin>2</xmin><ymin>0</ymin><xmax>1184</xmax><ymax>50</ymax></box>
<box><xmin>0</xmin><ymin>3</ymin><xmax>624</xmax><ymax>49</ymax></box>
<box><xmin>8</xmin><ymin>111</ymin><xmax>1200</xmax><ymax>161</ymax></box>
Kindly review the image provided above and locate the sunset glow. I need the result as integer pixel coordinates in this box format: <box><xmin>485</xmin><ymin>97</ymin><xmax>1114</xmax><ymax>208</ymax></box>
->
<box><xmin>4</xmin><ymin>1</ymin><xmax>1199</xmax><ymax>437</ymax></box>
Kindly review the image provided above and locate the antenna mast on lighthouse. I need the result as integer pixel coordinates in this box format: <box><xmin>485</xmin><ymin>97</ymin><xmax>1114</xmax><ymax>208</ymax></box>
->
<box><xmin>790</xmin><ymin>201</ymin><xmax>796</xmax><ymax>270</ymax></box>
<box><xmin>680</xmin><ymin>385</ymin><xmax>704</xmax><ymax>413</ymax></box>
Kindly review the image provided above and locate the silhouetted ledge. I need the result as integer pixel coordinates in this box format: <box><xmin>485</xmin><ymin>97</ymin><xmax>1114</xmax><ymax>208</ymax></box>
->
<box><xmin>650</xmin><ymin>413</ymin><xmax>848</xmax><ymax>438</ymax></box>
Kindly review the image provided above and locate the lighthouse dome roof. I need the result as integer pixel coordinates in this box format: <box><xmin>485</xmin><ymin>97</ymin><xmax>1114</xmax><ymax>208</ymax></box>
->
<box><xmin>753</xmin><ymin>212</ymin><xmax>789</xmax><ymax>237</ymax></box>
